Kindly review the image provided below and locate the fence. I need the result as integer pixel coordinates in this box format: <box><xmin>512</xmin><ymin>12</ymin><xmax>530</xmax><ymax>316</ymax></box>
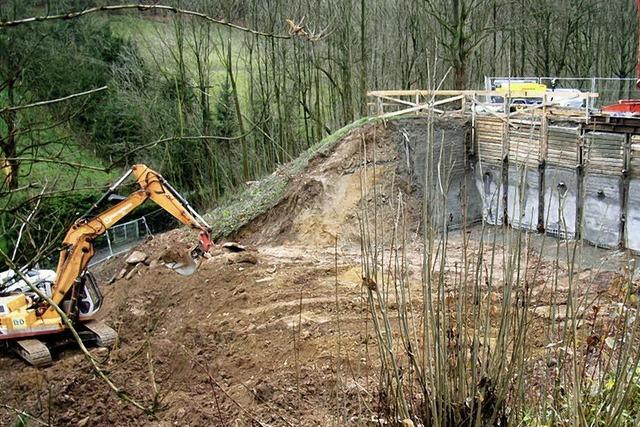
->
<box><xmin>89</xmin><ymin>216</ymin><xmax>152</xmax><ymax>266</ymax></box>
<box><xmin>367</xmin><ymin>89</ymin><xmax>595</xmax><ymax>121</ymax></box>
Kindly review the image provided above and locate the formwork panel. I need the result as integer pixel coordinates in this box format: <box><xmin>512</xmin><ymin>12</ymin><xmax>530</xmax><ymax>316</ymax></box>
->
<box><xmin>547</xmin><ymin>126</ymin><xmax>579</xmax><ymax>167</ymax></box>
<box><xmin>475</xmin><ymin>162</ymin><xmax>504</xmax><ymax>225</ymax></box>
<box><xmin>476</xmin><ymin>116</ymin><xmax>505</xmax><ymax>163</ymax></box>
<box><xmin>626</xmin><ymin>135</ymin><xmax>640</xmax><ymax>251</ymax></box>
<box><xmin>583</xmin><ymin>132</ymin><xmax>625</xmax><ymax>175</ymax></box>
<box><xmin>507</xmin><ymin>165</ymin><xmax>539</xmax><ymax>231</ymax></box>
<box><xmin>626</xmin><ymin>180</ymin><xmax>640</xmax><ymax>252</ymax></box>
<box><xmin>508</xmin><ymin>120</ymin><xmax>541</xmax><ymax>168</ymax></box>
<box><xmin>543</xmin><ymin>166</ymin><xmax>578</xmax><ymax>239</ymax></box>
<box><xmin>630</xmin><ymin>135</ymin><xmax>640</xmax><ymax>178</ymax></box>
<box><xmin>582</xmin><ymin>174</ymin><xmax>622</xmax><ymax>249</ymax></box>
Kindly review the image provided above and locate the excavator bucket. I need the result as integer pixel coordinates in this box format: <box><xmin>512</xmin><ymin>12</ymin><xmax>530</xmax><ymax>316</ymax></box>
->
<box><xmin>159</xmin><ymin>248</ymin><xmax>198</xmax><ymax>276</ymax></box>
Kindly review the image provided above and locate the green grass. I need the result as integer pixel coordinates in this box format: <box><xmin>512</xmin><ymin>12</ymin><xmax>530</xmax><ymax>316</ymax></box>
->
<box><xmin>22</xmin><ymin>135</ymin><xmax>115</xmax><ymax>190</ymax></box>
<box><xmin>108</xmin><ymin>14</ymin><xmax>250</xmax><ymax>104</ymax></box>
<box><xmin>0</xmin><ymin>91</ymin><xmax>116</xmax><ymax>194</ymax></box>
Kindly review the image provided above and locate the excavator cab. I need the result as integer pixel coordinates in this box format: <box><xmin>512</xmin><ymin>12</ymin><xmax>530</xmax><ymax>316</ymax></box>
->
<box><xmin>60</xmin><ymin>272</ymin><xmax>103</xmax><ymax>320</ymax></box>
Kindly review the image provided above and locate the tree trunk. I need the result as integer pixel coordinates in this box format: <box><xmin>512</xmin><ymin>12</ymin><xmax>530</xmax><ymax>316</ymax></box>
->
<box><xmin>1</xmin><ymin>77</ymin><xmax>19</xmax><ymax>189</ymax></box>
<box><xmin>454</xmin><ymin>64</ymin><xmax>466</xmax><ymax>90</ymax></box>
<box><xmin>226</xmin><ymin>39</ymin><xmax>249</xmax><ymax>181</ymax></box>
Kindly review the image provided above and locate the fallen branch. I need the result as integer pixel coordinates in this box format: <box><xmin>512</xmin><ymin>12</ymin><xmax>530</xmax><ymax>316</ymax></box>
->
<box><xmin>1</xmin><ymin>404</ymin><xmax>50</xmax><ymax>426</ymax></box>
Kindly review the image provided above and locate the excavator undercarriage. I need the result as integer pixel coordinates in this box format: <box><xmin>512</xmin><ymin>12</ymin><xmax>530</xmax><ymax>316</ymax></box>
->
<box><xmin>8</xmin><ymin>320</ymin><xmax>117</xmax><ymax>367</ymax></box>
<box><xmin>2</xmin><ymin>271</ymin><xmax>117</xmax><ymax>367</ymax></box>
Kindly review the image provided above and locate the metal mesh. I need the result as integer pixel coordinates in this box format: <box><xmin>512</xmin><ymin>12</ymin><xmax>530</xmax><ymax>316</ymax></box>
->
<box><xmin>91</xmin><ymin>217</ymin><xmax>151</xmax><ymax>266</ymax></box>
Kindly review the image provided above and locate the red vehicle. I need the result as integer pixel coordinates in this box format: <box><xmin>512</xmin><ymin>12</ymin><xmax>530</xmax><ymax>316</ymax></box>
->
<box><xmin>602</xmin><ymin>0</ymin><xmax>640</xmax><ymax>115</ymax></box>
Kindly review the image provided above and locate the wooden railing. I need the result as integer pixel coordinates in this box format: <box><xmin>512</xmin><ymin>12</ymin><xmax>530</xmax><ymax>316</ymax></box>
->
<box><xmin>366</xmin><ymin>89</ymin><xmax>599</xmax><ymax>122</ymax></box>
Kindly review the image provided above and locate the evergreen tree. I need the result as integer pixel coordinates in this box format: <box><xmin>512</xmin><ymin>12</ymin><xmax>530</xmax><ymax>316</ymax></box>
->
<box><xmin>212</xmin><ymin>77</ymin><xmax>238</xmax><ymax>139</ymax></box>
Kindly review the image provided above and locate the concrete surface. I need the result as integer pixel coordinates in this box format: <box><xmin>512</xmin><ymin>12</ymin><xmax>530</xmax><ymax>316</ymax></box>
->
<box><xmin>507</xmin><ymin>164</ymin><xmax>539</xmax><ymax>231</ymax></box>
<box><xmin>581</xmin><ymin>174</ymin><xmax>623</xmax><ymax>249</ymax></box>
<box><xmin>626</xmin><ymin>179</ymin><xmax>640</xmax><ymax>252</ymax></box>
<box><xmin>475</xmin><ymin>162</ymin><xmax>505</xmax><ymax>225</ymax></box>
<box><xmin>543</xmin><ymin>166</ymin><xmax>579</xmax><ymax>239</ymax></box>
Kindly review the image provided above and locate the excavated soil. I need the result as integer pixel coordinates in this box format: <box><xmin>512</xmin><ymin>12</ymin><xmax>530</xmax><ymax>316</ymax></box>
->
<box><xmin>0</xmin><ymin>120</ymin><xmax>633</xmax><ymax>426</ymax></box>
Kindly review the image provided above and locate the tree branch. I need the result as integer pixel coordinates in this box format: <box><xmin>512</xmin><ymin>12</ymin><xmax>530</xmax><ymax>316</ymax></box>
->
<box><xmin>108</xmin><ymin>132</ymin><xmax>257</xmax><ymax>168</ymax></box>
<box><xmin>0</xmin><ymin>4</ymin><xmax>293</xmax><ymax>40</ymax></box>
<box><xmin>0</xmin><ymin>86</ymin><xmax>108</xmax><ymax>115</ymax></box>
<box><xmin>11</xmin><ymin>183</ymin><xmax>47</xmax><ymax>261</ymax></box>
<box><xmin>3</xmin><ymin>157</ymin><xmax>108</xmax><ymax>172</ymax></box>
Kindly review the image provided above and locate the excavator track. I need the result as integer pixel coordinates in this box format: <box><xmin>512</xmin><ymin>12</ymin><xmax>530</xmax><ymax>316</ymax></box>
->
<box><xmin>82</xmin><ymin>320</ymin><xmax>117</xmax><ymax>348</ymax></box>
<box><xmin>13</xmin><ymin>339</ymin><xmax>53</xmax><ymax>368</ymax></box>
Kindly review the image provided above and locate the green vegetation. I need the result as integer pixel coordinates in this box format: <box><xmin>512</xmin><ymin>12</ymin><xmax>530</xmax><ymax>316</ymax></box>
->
<box><xmin>0</xmin><ymin>4</ymin><xmax>262</xmax><ymax>263</ymax></box>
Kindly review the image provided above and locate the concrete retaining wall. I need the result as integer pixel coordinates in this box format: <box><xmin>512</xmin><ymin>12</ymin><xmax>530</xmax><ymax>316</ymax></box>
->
<box><xmin>393</xmin><ymin>115</ymin><xmax>640</xmax><ymax>251</ymax></box>
<box><xmin>507</xmin><ymin>164</ymin><xmax>539</xmax><ymax>231</ymax></box>
<box><xmin>476</xmin><ymin>163</ymin><xmax>505</xmax><ymax>225</ymax></box>
<box><xmin>580</xmin><ymin>132</ymin><xmax>625</xmax><ymax>248</ymax></box>
<box><xmin>473</xmin><ymin>115</ymin><xmax>639</xmax><ymax>251</ymax></box>
<box><xmin>626</xmin><ymin>180</ymin><xmax>640</xmax><ymax>251</ymax></box>
<box><xmin>392</xmin><ymin>117</ymin><xmax>483</xmax><ymax>229</ymax></box>
<box><xmin>543</xmin><ymin>166</ymin><xmax>579</xmax><ymax>239</ymax></box>
<box><xmin>582</xmin><ymin>174</ymin><xmax>623</xmax><ymax>248</ymax></box>
<box><xmin>626</xmin><ymin>135</ymin><xmax>640</xmax><ymax>251</ymax></box>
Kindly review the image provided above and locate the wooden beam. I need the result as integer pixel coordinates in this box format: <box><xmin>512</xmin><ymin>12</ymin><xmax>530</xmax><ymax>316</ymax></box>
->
<box><xmin>375</xmin><ymin>95</ymin><xmax>418</xmax><ymax>107</ymax></box>
<box><xmin>379</xmin><ymin>95</ymin><xmax>464</xmax><ymax>118</ymax></box>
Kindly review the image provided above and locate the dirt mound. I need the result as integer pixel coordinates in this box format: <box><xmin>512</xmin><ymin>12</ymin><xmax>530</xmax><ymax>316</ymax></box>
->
<box><xmin>235</xmin><ymin>122</ymin><xmax>417</xmax><ymax>249</ymax></box>
<box><xmin>0</xmin><ymin>228</ymin><xmax>380</xmax><ymax>425</ymax></box>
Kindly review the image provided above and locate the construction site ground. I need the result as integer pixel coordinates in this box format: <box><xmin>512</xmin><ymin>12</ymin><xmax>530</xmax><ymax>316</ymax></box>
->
<box><xmin>0</xmin><ymin>120</ymin><xmax>632</xmax><ymax>426</ymax></box>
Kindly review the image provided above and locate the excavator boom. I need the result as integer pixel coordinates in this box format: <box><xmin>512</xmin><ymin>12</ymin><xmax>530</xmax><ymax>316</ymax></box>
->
<box><xmin>49</xmin><ymin>164</ymin><xmax>211</xmax><ymax>313</ymax></box>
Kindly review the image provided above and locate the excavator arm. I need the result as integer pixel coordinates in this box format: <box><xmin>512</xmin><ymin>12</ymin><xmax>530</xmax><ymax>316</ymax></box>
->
<box><xmin>46</xmin><ymin>164</ymin><xmax>212</xmax><ymax>315</ymax></box>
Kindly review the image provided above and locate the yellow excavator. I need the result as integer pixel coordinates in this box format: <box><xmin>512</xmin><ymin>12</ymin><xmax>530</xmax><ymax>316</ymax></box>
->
<box><xmin>0</xmin><ymin>165</ymin><xmax>212</xmax><ymax>366</ymax></box>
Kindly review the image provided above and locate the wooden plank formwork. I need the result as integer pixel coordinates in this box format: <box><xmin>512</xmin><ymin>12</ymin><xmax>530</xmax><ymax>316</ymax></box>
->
<box><xmin>629</xmin><ymin>135</ymin><xmax>640</xmax><ymax>178</ymax></box>
<box><xmin>507</xmin><ymin>119</ymin><xmax>541</xmax><ymax>168</ymax></box>
<box><xmin>547</xmin><ymin>126</ymin><xmax>580</xmax><ymax>167</ymax></box>
<box><xmin>583</xmin><ymin>132</ymin><xmax>626</xmax><ymax>175</ymax></box>
<box><xmin>476</xmin><ymin>116</ymin><xmax>506</xmax><ymax>163</ymax></box>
